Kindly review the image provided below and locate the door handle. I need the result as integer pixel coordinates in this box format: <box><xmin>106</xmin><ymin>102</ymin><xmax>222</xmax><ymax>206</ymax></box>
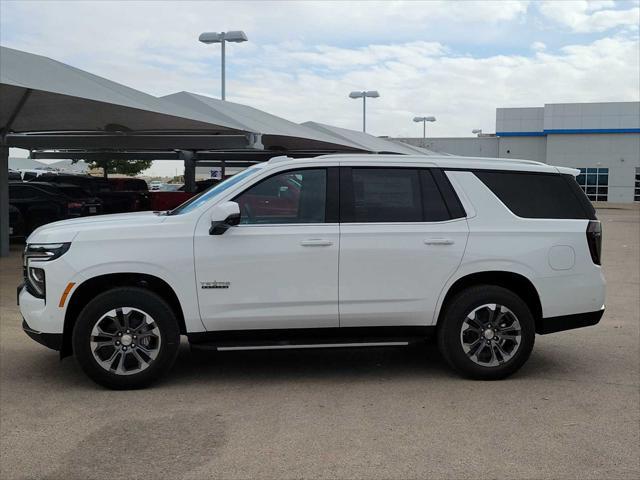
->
<box><xmin>300</xmin><ymin>239</ymin><xmax>333</xmax><ymax>247</ymax></box>
<box><xmin>424</xmin><ymin>238</ymin><xmax>454</xmax><ymax>245</ymax></box>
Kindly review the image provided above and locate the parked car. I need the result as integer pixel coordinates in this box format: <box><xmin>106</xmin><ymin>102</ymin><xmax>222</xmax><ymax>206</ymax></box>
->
<box><xmin>150</xmin><ymin>179</ymin><xmax>221</xmax><ymax>211</ymax></box>
<box><xmin>8</xmin><ymin>181</ymin><xmax>96</xmax><ymax>235</ymax></box>
<box><xmin>28</xmin><ymin>182</ymin><xmax>103</xmax><ymax>217</ymax></box>
<box><xmin>34</xmin><ymin>173</ymin><xmax>149</xmax><ymax>213</ymax></box>
<box><xmin>107</xmin><ymin>177</ymin><xmax>149</xmax><ymax>192</ymax></box>
<box><xmin>19</xmin><ymin>154</ymin><xmax>605</xmax><ymax>389</ymax></box>
<box><xmin>8</xmin><ymin>169</ymin><xmax>22</xmax><ymax>181</ymax></box>
<box><xmin>149</xmin><ymin>180</ymin><xmax>163</xmax><ymax>191</ymax></box>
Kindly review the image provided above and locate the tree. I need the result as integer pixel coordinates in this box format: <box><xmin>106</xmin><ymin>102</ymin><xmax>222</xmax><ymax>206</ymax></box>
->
<box><xmin>76</xmin><ymin>159</ymin><xmax>153</xmax><ymax>178</ymax></box>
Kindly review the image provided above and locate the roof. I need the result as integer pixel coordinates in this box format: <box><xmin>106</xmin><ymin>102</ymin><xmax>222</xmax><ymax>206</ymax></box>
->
<box><xmin>161</xmin><ymin>92</ymin><xmax>363</xmax><ymax>151</ymax></box>
<box><xmin>301</xmin><ymin>121</ymin><xmax>439</xmax><ymax>155</ymax></box>
<box><xmin>0</xmin><ymin>46</ymin><xmax>230</xmax><ymax>133</ymax></box>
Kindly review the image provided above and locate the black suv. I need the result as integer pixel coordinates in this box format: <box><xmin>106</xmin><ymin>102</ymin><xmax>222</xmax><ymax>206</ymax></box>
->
<box><xmin>35</xmin><ymin>174</ymin><xmax>150</xmax><ymax>213</ymax></box>
<box><xmin>9</xmin><ymin>181</ymin><xmax>103</xmax><ymax>237</ymax></box>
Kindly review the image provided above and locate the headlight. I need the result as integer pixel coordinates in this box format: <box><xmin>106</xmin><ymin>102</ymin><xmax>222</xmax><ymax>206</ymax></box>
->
<box><xmin>23</xmin><ymin>243</ymin><xmax>71</xmax><ymax>299</ymax></box>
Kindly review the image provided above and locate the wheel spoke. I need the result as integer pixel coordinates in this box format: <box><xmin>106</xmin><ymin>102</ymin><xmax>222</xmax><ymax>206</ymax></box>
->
<box><xmin>499</xmin><ymin>334</ymin><xmax>520</xmax><ymax>342</ymax></box>
<box><xmin>90</xmin><ymin>307</ymin><xmax>162</xmax><ymax>376</ymax></box>
<box><xmin>460</xmin><ymin>303</ymin><xmax>522</xmax><ymax>368</ymax></box>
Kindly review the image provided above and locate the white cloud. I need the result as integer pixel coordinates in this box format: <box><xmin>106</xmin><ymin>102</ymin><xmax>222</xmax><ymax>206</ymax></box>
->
<box><xmin>531</xmin><ymin>41</ymin><xmax>546</xmax><ymax>51</ymax></box>
<box><xmin>537</xmin><ymin>0</ymin><xmax>640</xmax><ymax>33</ymax></box>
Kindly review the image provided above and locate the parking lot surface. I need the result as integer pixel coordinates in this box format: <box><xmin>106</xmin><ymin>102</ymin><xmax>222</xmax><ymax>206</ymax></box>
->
<box><xmin>1</xmin><ymin>206</ymin><xmax>638</xmax><ymax>480</ymax></box>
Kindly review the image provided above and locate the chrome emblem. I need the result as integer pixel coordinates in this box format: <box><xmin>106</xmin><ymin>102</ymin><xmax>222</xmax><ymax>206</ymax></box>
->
<box><xmin>201</xmin><ymin>281</ymin><xmax>230</xmax><ymax>289</ymax></box>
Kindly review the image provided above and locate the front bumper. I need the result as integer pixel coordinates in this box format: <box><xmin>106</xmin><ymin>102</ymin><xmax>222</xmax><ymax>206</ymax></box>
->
<box><xmin>537</xmin><ymin>308</ymin><xmax>605</xmax><ymax>335</ymax></box>
<box><xmin>22</xmin><ymin>318</ymin><xmax>63</xmax><ymax>351</ymax></box>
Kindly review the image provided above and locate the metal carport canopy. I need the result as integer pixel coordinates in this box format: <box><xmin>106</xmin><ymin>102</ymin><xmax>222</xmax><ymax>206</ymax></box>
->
<box><xmin>0</xmin><ymin>46</ymin><xmax>364</xmax><ymax>256</ymax></box>
<box><xmin>301</xmin><ymin>121</ymin><xmax>439</xmax><ymax>156</ymax></box>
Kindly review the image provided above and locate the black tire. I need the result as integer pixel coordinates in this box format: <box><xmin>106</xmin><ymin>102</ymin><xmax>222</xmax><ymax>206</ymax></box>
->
<box><xmin>437</xmin><ymin>285</ymin><xmax>535</xmax><ymax>380</ymax></box>
<box><xmin>72</xmin><ymin>287</ymin><xmax>180</xmax><ymax>389</ymax></box>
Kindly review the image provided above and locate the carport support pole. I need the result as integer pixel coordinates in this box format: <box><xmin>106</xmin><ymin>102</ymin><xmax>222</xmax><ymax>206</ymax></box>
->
<box><xmin>0</xmin><ymin>143</ymin><xmax>9</xmax><ymax>257</ymax></box>
<box><xmin>181</xmin><ymin>150</ymin><xmax>196</xmax><ymax>193</ymax></box>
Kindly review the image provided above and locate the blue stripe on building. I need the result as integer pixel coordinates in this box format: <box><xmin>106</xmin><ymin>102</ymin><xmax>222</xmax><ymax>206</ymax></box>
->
<box><xmin>497</xmin><ymin>128</ymin><xmax>640</xmax><ymax>137</ymax></box>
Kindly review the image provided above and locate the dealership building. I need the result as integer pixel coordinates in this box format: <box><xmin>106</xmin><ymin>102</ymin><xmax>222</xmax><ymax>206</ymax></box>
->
<box><xmin>395</xmin><ymin>102</ymin><xmax>640</xmax><ymax>203</ymax></box>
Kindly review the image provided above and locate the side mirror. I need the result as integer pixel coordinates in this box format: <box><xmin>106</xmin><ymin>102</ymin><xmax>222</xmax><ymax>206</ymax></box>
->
<box><xmin>209</xmin><ymin>201</ymin><xmax>240</xmax><ymax>235</ymax></box>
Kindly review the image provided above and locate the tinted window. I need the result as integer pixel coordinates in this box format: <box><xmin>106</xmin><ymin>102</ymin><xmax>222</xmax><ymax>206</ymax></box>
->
<box><xmin>235</xmin><ymin>169</ymin><xmax>326</xmax><ymax>224</ymax></box>
<box><xmin>475</xmin><ymin>171</ymin><xmax>593</xmax><ymax>219</ymax></box>
<box><xmin>351</xmin><ymin>168</ymin><xmax>422</xmax><ymax>222</ymax></box>
<box><xmin>421</xmin><ymin>170</ymin><xmax>452</xmax><ymax>221</ymax></box>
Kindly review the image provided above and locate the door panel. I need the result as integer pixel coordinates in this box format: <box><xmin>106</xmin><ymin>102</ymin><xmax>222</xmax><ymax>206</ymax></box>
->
<box><xmin>194</xmin><ymin>167</ymin><xmax>339</xmax><ymax>331</ymax></box>
<box><xmin>195</xmin><ymin>224</ymin><xmax>339</xmax><ymax>330</ymax></box>
<box><xmin>338</xmin><ymin>167</ymin><xmax>469</xmax><ymax>327</ymax></box>
<box><xmin>339</xmin><ymin>221</ymin><xmax>468</xmax><ymax>326</ymax></box>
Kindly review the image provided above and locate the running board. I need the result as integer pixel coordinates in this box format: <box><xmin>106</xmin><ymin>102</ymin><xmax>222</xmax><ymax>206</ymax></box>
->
<box><xmin>188</xmin><ymin>326</ymin><xmax>434</xmax><ymax>351</ymax></box>
<box><xmin>215</xmin><ymin>342</ymin><xmax>409</xmax><ymax>352</ymax></box>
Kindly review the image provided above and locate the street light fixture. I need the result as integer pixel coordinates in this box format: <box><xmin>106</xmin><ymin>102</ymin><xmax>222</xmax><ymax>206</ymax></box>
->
<box><xmin>199</xmin><ymin>30</ymin><xmax>248</xmax><ymax>100</ymax></box>
<box><xmin>349</xmin><ymin>90</ymin><xmax>380</xmax><ymax>132</ymax></box>
<box><xmin>413</xmin><ymin>116</ymin><xmax>436</xmax><ymax>146</ymax></box>
<box><xmin>472</xmin><ymin>129</ymin><xmax>482</xmax><ymax>136</ymax></box>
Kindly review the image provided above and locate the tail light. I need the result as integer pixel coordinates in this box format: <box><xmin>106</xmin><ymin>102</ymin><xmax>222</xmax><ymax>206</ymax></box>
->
<box><xmin>68</xmin><ymin>202</ymin><xmax>83</xmax><ymax>210</ymax></box>
<box><xmin>586</xmin><ymin>220</ymin><xmax>602</xmax><ymax>265</ymax></box>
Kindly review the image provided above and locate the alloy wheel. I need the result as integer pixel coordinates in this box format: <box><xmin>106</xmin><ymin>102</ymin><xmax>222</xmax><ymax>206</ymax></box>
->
<box><xmin>90</xmin><ymin>307</ymin><xmax>162</xmax><ymax>375</ymax></box>
<box><xmin>460</xmin><ymin>303</ymin><xmax>522</xmax><ymax>367</ymax></box>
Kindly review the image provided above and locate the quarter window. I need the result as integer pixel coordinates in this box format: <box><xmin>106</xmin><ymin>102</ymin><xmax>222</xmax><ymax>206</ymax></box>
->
<box><xmin>235</xmin><ymin>169</ymin><xmax>327</xmax><ymax>224</ymax></box>
<box><xmin>575</xmin><ymin>167</ymin><xmax>608</xmax><ymax>201</ymax></box>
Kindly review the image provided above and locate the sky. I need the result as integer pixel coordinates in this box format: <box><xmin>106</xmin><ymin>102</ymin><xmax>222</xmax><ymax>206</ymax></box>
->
<box><xmin>1</xmin><ymin>0</ymin><xmax>639</xmax><ymax>176</ymax></box>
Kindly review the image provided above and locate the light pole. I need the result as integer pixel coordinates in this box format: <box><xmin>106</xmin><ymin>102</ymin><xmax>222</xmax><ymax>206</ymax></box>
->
<box><xmin>349</xmin><ymin>90</ymin><xmax>379</xmax><ymax>133</ymax></box>
<box><xmin>413</xmin><ymin>116</ymin><xmax>436</xmax><ymax>147</ymax></box>
<box><xmin>199</xmin><ymin>30</ymin><xmax>248</xmax><ymax>100</ymax></box>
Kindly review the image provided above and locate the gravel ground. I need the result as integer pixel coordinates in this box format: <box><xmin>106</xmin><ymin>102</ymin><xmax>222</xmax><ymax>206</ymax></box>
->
<box><xmin>1</xmin><ymin>206</ymin><xmax>638</xmax><ymax>480</ymax></box>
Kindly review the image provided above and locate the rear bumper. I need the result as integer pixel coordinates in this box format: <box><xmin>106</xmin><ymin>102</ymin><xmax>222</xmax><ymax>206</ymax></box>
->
<box><xmin>22</xmin><ymin>318</ymin><xmax>63</xmax><ymax>351</ymax></box>
<box><xmin>536</xmin><ymin>308</ymin><xmax>605</xmax><ymax>335</ymax></box>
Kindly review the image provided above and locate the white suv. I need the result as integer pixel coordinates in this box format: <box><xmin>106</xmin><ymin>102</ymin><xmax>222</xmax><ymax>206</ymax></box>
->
<box><xmin>18</xmin><ymin>155</ymin><xmax>606</xmax><ymax>389</ymax></box>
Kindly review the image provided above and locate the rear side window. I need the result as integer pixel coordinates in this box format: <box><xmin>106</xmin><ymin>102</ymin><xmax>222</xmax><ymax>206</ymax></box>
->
<box><xmin>474</xmin><ymin>171</ymin><xmax>594</xmax><ymax>219</ymax></box>
<box><xmin>351</xmin><ymin>168</ymin><xmax>422</xmax><ymax>222</ymax></box>
<box><xmin>342</xmin><ymin>168</ymin><xmax>455</xmax><ymax>223</ymax></box>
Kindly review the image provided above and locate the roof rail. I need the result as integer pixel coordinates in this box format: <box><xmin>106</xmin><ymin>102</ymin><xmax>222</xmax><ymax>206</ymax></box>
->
<box><xmin>266</xmin><ymin>155</ymin><xmax>294</xmax><ymax>164</ymax></box>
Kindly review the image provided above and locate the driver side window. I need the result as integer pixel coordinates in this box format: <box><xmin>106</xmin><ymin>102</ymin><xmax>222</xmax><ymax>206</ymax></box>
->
<box><xmin>234</xmin><ymin>169</ymin><xmax>327</xmax><ymax>224</ymax></box>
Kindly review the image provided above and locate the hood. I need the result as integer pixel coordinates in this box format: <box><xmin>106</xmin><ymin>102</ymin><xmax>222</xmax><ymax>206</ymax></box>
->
<box><xmin>27</xmin><ymin>211</ymin><xmax>167</xmax><ymax>244</ymax></box>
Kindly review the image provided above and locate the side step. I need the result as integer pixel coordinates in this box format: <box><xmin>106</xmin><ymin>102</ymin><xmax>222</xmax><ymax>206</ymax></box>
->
<box><xmin>199</xmin><ymin>341</ymin><xmax>410</xmax><ymax>352</ymax></box>
<box><xmin>188</xmin><ymin>326</ymin><xmax>433</xmax><ymax>352</ymax></box>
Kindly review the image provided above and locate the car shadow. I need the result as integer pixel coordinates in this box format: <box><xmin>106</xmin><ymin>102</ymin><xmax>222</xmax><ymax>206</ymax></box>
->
<box><xmin>40</xmin><ymin>338</ymin><xmax>562</xmax><ymax>389</ymax></box>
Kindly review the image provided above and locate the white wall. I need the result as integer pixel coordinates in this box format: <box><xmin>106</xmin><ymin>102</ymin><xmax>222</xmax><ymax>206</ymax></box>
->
<box><xmin>497</xmin><ymin>137</ymin><xmax>547</xmax><ymax>162</ymax></box>
<box><xmin>396</xmin><ymin>137</ymin><xmax>498</xmax><ymax>158</ymax></box>
<box><xmin>496</xmin><ymin>107</ymin><xmax>544</xmax><ymax>133</ymax></box>
<box><xmin>545</xmin><ymin>133</ymin><xmax>640</xmax><ymax>203</ymax></box>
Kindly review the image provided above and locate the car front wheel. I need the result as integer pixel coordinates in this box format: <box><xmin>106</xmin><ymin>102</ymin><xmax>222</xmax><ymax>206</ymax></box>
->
<box><xmin>72</xmin><ymin>287</ymin><xmax>180</xmax><ymax>389</ymax></box>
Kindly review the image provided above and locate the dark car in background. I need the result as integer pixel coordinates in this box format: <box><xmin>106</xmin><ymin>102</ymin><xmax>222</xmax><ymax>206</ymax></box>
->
<box><xmin>33</xmin><ymin>173</ymin><xmax>150</xmax><ymax>213</ymax></box>
<box><xmin>9</xmin><ymin>181</ymin><xmax>103</xmax><ymax>237</ymax></box>
<box><xmin>29</xmin><ymin>182</ymin><xmax>103</xmax><ymax>217</ymax></box>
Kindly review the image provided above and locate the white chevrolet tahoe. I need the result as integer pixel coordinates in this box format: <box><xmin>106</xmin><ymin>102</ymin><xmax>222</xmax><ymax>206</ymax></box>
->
<box><xmin>18</xmin><ymin>155</ymin><xmax>606</xmax><ymax>389</ymax></box>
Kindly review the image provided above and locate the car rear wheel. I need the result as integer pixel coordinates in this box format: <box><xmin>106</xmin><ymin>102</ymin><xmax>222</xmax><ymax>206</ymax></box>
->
<box><xmin>437</xmin><ymin>285</ymin><xmax>535</xmax><ymax>380</ymax></box>
<box><xmin>72</xmin><ymin>287</ymin><xmax>180</xmax><ymax>389</ymax></box>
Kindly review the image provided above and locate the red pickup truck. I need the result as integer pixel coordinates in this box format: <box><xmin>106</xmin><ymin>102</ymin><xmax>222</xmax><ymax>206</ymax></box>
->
<box><xmin>149</xmin><ymin>179</ymin><xmax>221</xmax><ymax>211</ymax></box>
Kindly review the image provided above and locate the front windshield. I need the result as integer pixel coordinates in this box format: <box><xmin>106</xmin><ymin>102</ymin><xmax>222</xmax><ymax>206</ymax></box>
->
<box><xmin>169</xmin><ymin>166</ymin><xmax>261</xmax><ymax>215</ymax></box>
